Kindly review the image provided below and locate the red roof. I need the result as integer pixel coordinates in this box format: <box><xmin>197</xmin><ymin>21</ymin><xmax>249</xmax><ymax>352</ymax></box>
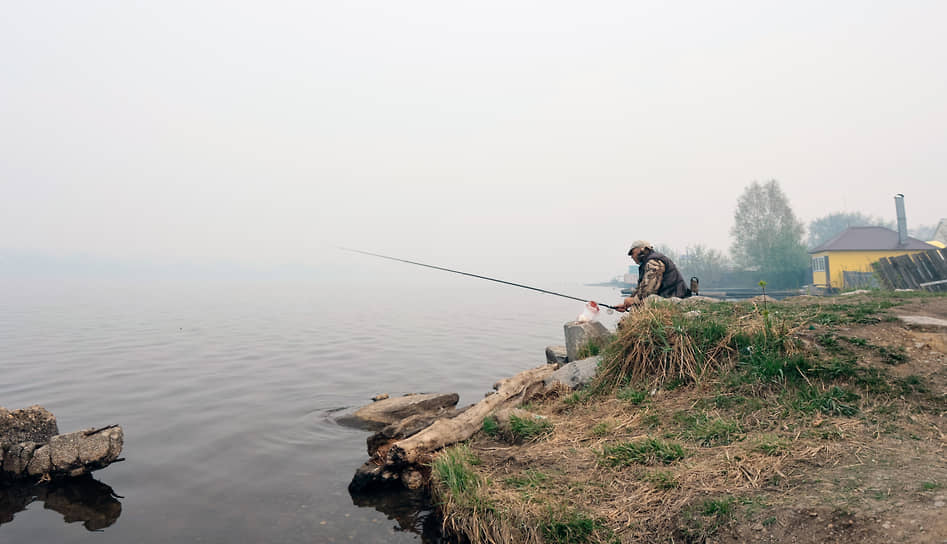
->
<box><xmin>809</xmin><ymin>226</ymin><xmax>936</xmax><ymax>253</ymax></box>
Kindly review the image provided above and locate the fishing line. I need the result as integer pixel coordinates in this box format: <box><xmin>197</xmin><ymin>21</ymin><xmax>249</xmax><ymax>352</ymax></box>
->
<box><xmin>338</xmin><ymin>247</ymin><xmax>618</xmax><ymax>311</ymax></box>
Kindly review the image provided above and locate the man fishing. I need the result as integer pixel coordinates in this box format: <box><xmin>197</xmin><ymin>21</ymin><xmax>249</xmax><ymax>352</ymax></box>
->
<box><xmin>615</xmin><ymin>240</ymin><xmax>691</xmax><ymax>311</ymax></box>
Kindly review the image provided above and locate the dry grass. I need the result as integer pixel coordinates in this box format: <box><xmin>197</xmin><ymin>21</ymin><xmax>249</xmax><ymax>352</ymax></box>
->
<box><xmin>430</xmin><ymin>293</ymin><xmax>947</xmax><ymax>543</ymax></box>
<box><xmin>434</xmin><ymin>386</ymin><xmax>900</xmax><ymax>542</ymax></box>
<box><xmin>591</xmin><ymin>302</ymin><xmax>810</xmax><ymax>392</ymax></box>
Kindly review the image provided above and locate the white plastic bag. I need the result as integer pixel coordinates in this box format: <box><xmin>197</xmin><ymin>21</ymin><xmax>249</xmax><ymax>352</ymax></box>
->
<box><xmin>576</xmin><ymin>301</ymin><xmax>601</xmax><ymax>322</ymax></box>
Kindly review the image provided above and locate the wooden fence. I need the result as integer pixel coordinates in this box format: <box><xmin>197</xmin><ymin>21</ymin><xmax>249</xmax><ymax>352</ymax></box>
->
<box><xmin>872</xmin><ymin>248</ymin><xmax>947</xmax><ymax>292</ymax></box>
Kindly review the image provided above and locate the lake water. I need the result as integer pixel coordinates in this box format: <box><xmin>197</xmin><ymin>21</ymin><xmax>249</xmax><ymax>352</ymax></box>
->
<box><xmin>0</xmin><ymin>276</ymin><xmax>623</xmax><ymax>543</ymax></box>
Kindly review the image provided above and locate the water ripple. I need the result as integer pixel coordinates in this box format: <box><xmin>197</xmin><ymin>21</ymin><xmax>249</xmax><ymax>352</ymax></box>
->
<box><xmin>0</xmin><ymin>279</ymin><xmax>624</xmax><ymax>543</ymax></box>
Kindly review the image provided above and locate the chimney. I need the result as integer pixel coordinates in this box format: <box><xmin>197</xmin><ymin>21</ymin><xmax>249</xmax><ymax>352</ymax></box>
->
<box><xmin>894</xmin><ymin>194</ymin><xmax>908</xmax><ymax>246</ymax></box>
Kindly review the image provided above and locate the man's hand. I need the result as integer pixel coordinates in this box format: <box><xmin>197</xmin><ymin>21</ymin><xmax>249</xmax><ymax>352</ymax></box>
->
<box><xmin>615</xmin><ymin>297</ymin><xmax>640</xmax><ymax>312</ymax></box>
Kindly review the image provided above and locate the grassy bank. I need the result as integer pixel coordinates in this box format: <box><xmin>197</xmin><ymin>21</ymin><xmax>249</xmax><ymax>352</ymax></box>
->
<box><xmin>430</xmin><ymin>291</ymin><xmax>947</xmax><ymax>543</ymax></box>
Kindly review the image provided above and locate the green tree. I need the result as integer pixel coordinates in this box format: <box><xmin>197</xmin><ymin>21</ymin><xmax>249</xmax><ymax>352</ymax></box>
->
<box><xmin>808</xmin><ymin>212</ymin><xmax>892</xmax><ymax>249</ymax></box>
<box><xmin>677</xmin><ymin>244</ymin><xmax>729</xmax><ymax>287</ymax></box>
<box><xmin>730</xmin><ymin>180</ymin><xmax>807</xmax><ymax>288</ymax></box>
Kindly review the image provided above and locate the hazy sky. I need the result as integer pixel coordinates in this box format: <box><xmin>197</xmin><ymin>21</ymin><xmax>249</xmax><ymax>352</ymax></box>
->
<box><xmin>2</xmin><ymin>1</ymin><xmax>945</xmax><ymax>282</ymax></box>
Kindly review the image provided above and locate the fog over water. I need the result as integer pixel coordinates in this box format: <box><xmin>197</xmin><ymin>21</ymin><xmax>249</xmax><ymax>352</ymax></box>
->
<box><xmin>2</xmin><ymin>1</ymin><xmax>946</xmax><ymax>284</ymax></box>
<box><xmin>0</xmin><ymin>277</ymin><xmax>623</xmax><ymax>542</ymax></box>
<box><xmin>1</xmin><ymin>2</ymin><xmax>946</xmax><ymax>541</ymax></box>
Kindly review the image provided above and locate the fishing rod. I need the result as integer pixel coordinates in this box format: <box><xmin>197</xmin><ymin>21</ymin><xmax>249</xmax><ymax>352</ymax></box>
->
<box><xmin>338</xmin><ymin>247</ymin><xmax>619</xmax><ymax>311</ymax></box>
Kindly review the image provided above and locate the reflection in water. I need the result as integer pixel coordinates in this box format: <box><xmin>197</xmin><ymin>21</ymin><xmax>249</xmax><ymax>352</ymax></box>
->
<box><xmin>0</xmin><ymin>475</ymin><xmax>122</xmax><ymax>531</ymax></box>
<box><xmin>350</xmin><ymin>487</ymin><xmax>453</xmax><ymax>543</ymax></box>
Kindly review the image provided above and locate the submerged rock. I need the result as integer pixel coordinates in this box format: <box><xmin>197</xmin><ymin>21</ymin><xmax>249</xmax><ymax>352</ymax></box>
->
<box><xmin>349</xmin><ymin>461</ymin><xmax>395</xmax><ymax>493</ymax></box>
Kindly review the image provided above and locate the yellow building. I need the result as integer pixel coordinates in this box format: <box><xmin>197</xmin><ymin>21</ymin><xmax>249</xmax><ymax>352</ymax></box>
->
<box><xmin>809</xmin><ymin>226</ymin><xmax>937</xmax><ymax>290</ymax></box>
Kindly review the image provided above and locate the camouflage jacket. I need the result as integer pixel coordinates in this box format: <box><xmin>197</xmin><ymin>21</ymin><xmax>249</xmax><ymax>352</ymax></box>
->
<box><xmin>630</xmin><ymin>259</ymin><xmax>664</xmax><ymax>301</ymax></box>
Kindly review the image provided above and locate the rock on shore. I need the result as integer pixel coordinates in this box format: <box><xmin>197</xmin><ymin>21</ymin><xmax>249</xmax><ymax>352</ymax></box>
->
<box><xmin>563</xmin><ymin>321</ymin><xmax>611</xmax><ymax>362</ymax></box>
<box><xmin>544</xmin><ymin>356</ymin><xmax>600</xmax><ymax>390</ymax></box>
<box><xmin>1</xmin><ymin>406</ymin><xmax>123</xmax><ymax>481</ymax></box>
<box><xmin>336</xmin><ymin>393</ymin><xmax>461</xmax><ymax>431</ymax></box>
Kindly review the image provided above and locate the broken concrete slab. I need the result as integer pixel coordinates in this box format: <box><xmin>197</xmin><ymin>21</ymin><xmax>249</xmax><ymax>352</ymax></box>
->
<box><xmin>544</xmin><ymin>356</ymin><xmax>600</xmax><ymax>390</ymax></box>
<box><xmin>564</xmin><ymin>321</ymin><xmax>612</xmax><ymax>362</ymax></box>
<box><xmin>0</xmin><ymin>406</ymin><xmax>58</xmax><ymax>447</ymax></box>
<box><xmin>78</xmin><ymin>429</ymin><xmax>114</xmax><ymax>465</ymax></box>
<box><xmin>545</xmin><ymin>345</ymin><xmax>568</xmax><ymax>366</ymax></box>
<box><xmin>2</xmin><ymin>442</ymin><xmax>37</xmax><ymax>475</ymax></box>
<box><xmin>1</xmin><ymin>405</ymin><xmax>123</xmax><ymax>482</ymax></box>
<box><xmin>13</xmin><ymin>427</ymin><xmax>123</xmax><ymax>480</ymax></box>
<box><xmin>50</xmin><ymin>433</ymin><xmax>81</xmax><ymax>471</ymax></box>
<box><xmin>25</xmin><ymin>444</ymin><xmax>51</xmax><ymax>476</ymax></box>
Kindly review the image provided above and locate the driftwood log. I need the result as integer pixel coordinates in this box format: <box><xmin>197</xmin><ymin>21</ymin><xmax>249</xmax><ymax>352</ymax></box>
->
<box><xmin>387</xmin><ymin>364</ymin><xmax>554</xmax><ymax>465</ymax></box>
<box><xmin>350</xmin><ymin>364</ymin><xmax>556</xmax><ymax>492</ymax></box>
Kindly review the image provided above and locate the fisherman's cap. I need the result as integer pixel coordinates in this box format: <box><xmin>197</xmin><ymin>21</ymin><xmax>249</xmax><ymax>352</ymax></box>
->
<box><xmin>627</xmin><ymin>240</ymin><xmax>653</xmax><ymax>255</ymax></box>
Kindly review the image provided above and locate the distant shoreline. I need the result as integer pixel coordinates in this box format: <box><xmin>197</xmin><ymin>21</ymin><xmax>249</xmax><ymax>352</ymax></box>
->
<box><xmin>584</xmin><ymin>280</ymin><xmax>633</xmax><ymax>289</ymax></box>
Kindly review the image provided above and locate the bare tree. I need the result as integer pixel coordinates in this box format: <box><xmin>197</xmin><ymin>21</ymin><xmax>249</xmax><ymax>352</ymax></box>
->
<box><xmin>678</xmin><ymin>245</ymin><xmax>729</xmax><ymax>286</ymax></box>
